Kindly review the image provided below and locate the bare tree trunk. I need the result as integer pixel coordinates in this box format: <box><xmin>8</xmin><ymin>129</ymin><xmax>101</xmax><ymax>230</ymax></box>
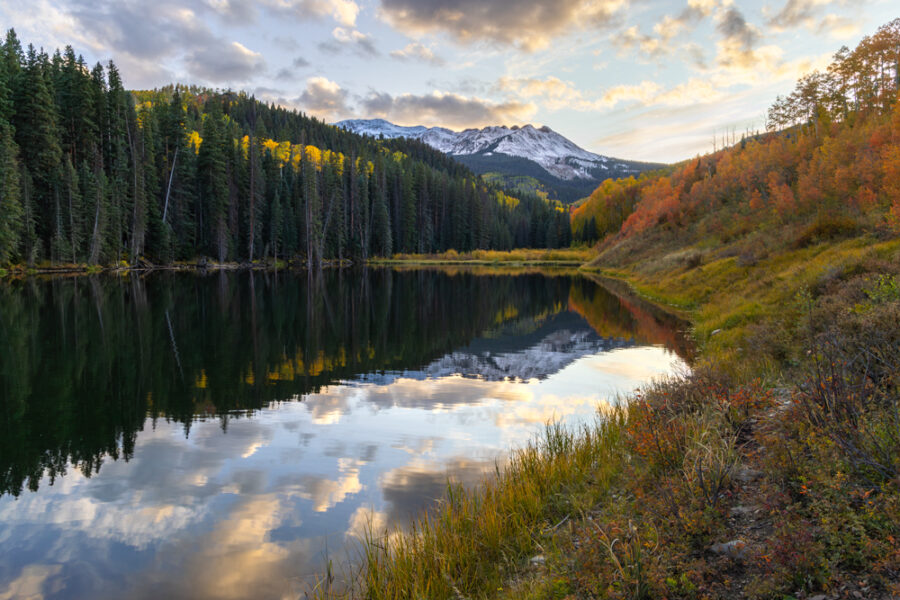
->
<box><xmin>89</xmin><ymin>185</ymin><xmax>102</xmax><ymax>265</ymax></box>
<box><xmin>163</xmin><ymin>147</ymin><xmax>179</xmax><ymax>223</ymax></box>
<box><xmin>249</xmin><ymin>138</ymin><xmax>256</xmax><ymax>261</ymax></box>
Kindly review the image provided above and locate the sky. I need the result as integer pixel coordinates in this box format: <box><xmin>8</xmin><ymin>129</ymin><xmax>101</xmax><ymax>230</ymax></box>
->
<box><xmin>1</xmin><ymin>0</ymin><xmax>896</xmax><ymax>162</ymax></box>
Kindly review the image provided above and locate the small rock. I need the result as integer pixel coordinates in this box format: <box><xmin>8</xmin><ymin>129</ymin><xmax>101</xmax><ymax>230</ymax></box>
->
<box><xmin>734</xmin><ymin>467</ymin><xmax>763</xmax><ymax>483</ymax></box>
<box><xmin>808</xmin><ymin>595</ymin><xmax>827</xmax><ymax>600</ymax></box>
<box><xmin>729</xmin><ymin>505</ymin><xmax>758</xmax><ymax>517</ymax></box>
<box><xmin>529</xmin><ymin>555</ymin><xmax>545</xmax><ymax>567</ymax></box>
<box><xmin>711</xmin><ymin>329</ymin><xmax>722</xmax><ymax>336</ymax></box>
<box><xmin>710</xmin><ymin>539</ymin><xmax>749</xmax><ymax>559</ymax></box>
<box><xmin>852</xmin><ymin>592</ymin><xmax>862</xmax><ymax>599</ymax></box>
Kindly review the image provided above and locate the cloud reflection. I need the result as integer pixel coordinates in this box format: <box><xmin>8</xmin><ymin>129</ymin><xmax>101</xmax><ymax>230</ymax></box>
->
<box><xmin>0</xmin><ymin>336</ymin><xmax>686</xmax><ymax>599</ymax></box>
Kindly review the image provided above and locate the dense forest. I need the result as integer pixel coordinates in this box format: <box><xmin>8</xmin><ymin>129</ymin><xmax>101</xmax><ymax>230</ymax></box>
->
<box><xmin>0</xmin><ymin>30</ymin><xmax>571</xmax><ymax>268</ymax></box>
<box><xmin>572</xmin><ymin>19</ymin><xmax>900</xmax><ymax>243</ymax></box>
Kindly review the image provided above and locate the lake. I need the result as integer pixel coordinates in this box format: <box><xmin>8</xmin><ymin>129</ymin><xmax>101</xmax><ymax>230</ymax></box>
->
<box><xmin>0</xmin><ymin>268</ymin><xmax>690</xmax><ymax>599</ymax></box>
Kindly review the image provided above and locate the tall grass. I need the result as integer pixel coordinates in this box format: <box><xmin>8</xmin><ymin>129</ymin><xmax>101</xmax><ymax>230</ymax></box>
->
<box><xmin>376</xmin><ymin>248</ymin><xmax>595</xmax><ymax>265</ymax></box>
<box><xmin>330</xmin><ymin>418</ymin><xmax>625</xmax><ymax>599</ymax></box>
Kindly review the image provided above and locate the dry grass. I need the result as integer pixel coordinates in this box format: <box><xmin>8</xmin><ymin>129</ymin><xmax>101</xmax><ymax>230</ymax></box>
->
<box><xmin>371</xmin><ymin>248</ymin><xmax>595</xmax><ymax>266</ymax></box>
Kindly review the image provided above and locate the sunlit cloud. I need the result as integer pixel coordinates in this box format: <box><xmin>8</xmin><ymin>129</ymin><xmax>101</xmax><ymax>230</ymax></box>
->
<box><xmin>817</xmin><ymin>14</ymin><xmax>861</xmax><ymax>38</ymax></box>
<box><xmin>319</xmin><ymin>26</ymin><xmax>379</xmax><ymax>57</ymax></box>
<box><xmin>296</xmin><ymin>76</ymin><xmax>352</xmax><ymax>120</ymax></box>
<box><xmin>260</xmin><ymin>0</ymin><xmax>360</xmax><ymax>26</ymax></box>
<box><xmin>390</xmin><ymin>41</ymin><xmax>444</xmax><ymax>65</ymax></box>
<box><xmin>377</xmin><ymin>0</ymin><xmax>629</xmax><ymax>51</ymax></box>
<box><xmin>359</xmin><ymin>91</ymin><xmax>537</xmax><ymax>129</ymax></box>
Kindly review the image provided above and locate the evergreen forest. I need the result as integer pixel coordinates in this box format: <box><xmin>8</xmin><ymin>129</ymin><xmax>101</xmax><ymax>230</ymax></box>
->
<box><xmin>0</xmin><ymin>30</ymin><xmax>572</xmax><ymax>268</ymax></box>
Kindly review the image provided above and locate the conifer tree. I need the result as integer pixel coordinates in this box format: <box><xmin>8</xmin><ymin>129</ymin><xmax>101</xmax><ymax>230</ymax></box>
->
<box><xmin>13</xmin><ymin>45</ymin><xmax>62</xmax><ymax>259</ymax></box>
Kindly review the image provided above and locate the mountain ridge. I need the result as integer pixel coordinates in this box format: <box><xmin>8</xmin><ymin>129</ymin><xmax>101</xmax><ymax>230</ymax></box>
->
<box><xmin>336</xmin><ymin>119</ymin><xmax>665</xmax><ymax>203</ymax></box>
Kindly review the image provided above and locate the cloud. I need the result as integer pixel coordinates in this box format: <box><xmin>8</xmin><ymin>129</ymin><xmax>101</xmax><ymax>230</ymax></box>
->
<box><xmin>259</xmin><ymin>0</ymin><xmax>360</xmax><ymax>26</ymax></box>
<box><xmin>0</xmin><ymin>0</ymin><xmax>363</xmax><ymax>88</ymax></box>
<box><xmin>297</xmin><ymin>76</ymin><xmax>351</xmax><ymax>120</ymax></box>
<box><xmin>816</xmin><ymin>14</ymin><xmax>860</xmax><ymax>38</ymax></box>
<box><xmin>377</xmin><ymin>0</ymin><xmax>628</xmax><ymax>51</ymax></box>
<box><xmin>711</xmin><ymin>6</ymin><xmax>794</xmax><ymax>82</ymax></box>
<box><xmin>203</xmin><ymin>0</ymin><xmax>257</xmax><ymax>23</ymax></box>
<box><xmin>318</xmin><ymin>27</ymin><xmax>379</xmax><ymax>57</ymax></box>
<box><xmin>767</xmin><ymin>0</ymin><xmax>832</xmax><ymax>29</ymax></box>
<box><xmin>184</xmin><ymin>41</ymin><xmax>266</xmax><ymax>83</ymax></box>
<box><xmin>717</xmin><ymin>6</ymin><xmax>760</xmax><ymax>53</ymax></box>
<box><xmin>274</xmin><ymin>56</ymin><xmax>311</xmax><ymax>81</ymax></box>
<box><xmin>611</xmin><ymin>25</ymin><xmax>666</xmax><ymax>59</ymax></box>
<box><xmin>390</xmin><ymin>42</ymin><xmax>444</xmax><ymax>65</ymax></box>
<box><xmin>596</xmin><ymin>81</ymin><xmax>663</xmax><ymax>107</ymax></box>
<box><xmin>496</xmin><ymin>76</ymin><xmax>583</xmax><ymax>110</ymax></box>
<box><xmin>766</xmin><ymin>1</ymin><xmax>860</xmax><ymax>39</ymax></box>
<box><xmin>610</xmin><ymin>0</ymin><xmax>717</xmax><ymax>60</ymax></box>
<box><xmin>360</xmin><ymin>91</ymin><xmax>537</xmax><ymax>130</ymax></box>
<box><xmin>499</xmin><ymin>75</ymin><xmax>729</xmax><ymax>112</ymax></box>
<box><xmin>2</xmin><ymin>0</ymin><xmax>270</xmax><ymax>88</ymax></box>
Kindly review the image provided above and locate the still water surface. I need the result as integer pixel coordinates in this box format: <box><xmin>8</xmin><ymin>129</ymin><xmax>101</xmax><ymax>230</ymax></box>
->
<box><xmin>0</xmin><ymin>269</ymin><xmax>689</xmax><ymax>599</ymax></box>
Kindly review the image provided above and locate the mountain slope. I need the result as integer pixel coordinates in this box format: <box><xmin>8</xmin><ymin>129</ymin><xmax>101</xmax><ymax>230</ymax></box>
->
<box><xmin>336</xmin><ymin>119</ymin><xmax>663</xmax><ymax>203</ymax></box>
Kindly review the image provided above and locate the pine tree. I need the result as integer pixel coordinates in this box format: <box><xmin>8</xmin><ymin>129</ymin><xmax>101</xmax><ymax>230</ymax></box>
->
<box><xmin>0</xmin><ymin>120</ymin><xmax>22</xmax><ymax>262</ymax></box>
<box><xmin>197</xmin><ymin>102</ymin><xmax>229</xmax><ymax>261</ymax></box>
<box><xmin>13</xmin><ymin>45</ymin><xmax>62</xmax><ymax>259</ymax></box>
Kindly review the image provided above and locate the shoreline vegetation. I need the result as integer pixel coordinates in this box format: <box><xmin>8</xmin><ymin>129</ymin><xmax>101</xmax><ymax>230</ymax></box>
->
<box><xmin>0</xmin><ymin>248</ymin><xmax>597</xmax><ymax>277</ymax></box>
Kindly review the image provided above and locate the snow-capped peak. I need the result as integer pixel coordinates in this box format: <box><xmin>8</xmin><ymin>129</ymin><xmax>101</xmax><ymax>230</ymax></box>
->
<box><xmin>335</xmin><ymin>118</ymin><xmax>627</xmax><ymax>182</ymax></box>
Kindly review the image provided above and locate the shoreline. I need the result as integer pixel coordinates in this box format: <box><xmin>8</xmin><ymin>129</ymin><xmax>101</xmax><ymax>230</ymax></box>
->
<box><xmin>0</xmin><ymin>249</ymin><xmax>596</xmax><ymax>278</ymax></box>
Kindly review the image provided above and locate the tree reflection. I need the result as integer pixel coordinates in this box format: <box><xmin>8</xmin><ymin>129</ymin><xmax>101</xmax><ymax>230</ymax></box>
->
<box><xmin>0</xmin><ymin>269</ymin><xmax>689</xmax><ymax>496</ymax></box>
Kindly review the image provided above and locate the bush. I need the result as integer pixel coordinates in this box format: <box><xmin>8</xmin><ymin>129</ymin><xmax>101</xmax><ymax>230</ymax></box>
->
<box><xmin>793</xmin><ymin>215</ymin><xmax>860</xmax><ymax>248</ymax></box>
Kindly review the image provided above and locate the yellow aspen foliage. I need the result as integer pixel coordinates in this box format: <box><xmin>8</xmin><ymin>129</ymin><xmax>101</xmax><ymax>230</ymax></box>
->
<box><xmin>275</xmin><ymin>141</ymin><xmax>291</xmax><ymax>165</ymax></box>
<box><xmin>262</xmin><ymin>138</ymin><xmax>279</xmax><ymax>155</ymax></box>
<box><xmin>188</xmin><ymin>130</ymin><xmax>203</xmax><ymax>154</ymax></box>
<box><xmin>305</xmin><ymin>145</ymin><xmax>322</xmax><ymax>168</ymax></box>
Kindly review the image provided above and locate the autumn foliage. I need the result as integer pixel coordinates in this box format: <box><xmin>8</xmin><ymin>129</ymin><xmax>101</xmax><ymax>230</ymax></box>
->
<box><xmin>575</xmin><ymin>18</ymin><xmax>900</xmax><ymax>243</ymax></box>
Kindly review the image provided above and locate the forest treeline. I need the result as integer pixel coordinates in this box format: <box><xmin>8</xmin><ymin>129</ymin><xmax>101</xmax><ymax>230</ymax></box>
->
<box><xmin>572</xmin><ymin>18</ymin><xmax>900</xmax><ymax>243</ymax></box>
<box><xmin>0</xmin><ymin>30</ymin><xmax>571</xmax><ymax>267</ymax></box>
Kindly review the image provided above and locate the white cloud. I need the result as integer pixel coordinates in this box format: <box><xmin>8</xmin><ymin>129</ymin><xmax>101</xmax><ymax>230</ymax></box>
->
<box><xmin>296</xmin><ymin>76</ymin><xmax>351</xmax><ymax>120</ymax></box>
<box><xmin>390</xmin><ymin>42</ymin><xmax>444</xmax><ymax>65</ymax></box>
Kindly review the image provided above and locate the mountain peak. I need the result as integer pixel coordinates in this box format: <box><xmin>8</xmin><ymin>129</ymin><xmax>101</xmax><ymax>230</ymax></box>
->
<box><xmin>335</xmin><ymin>118</ymin><xmax>607</xmax><ymax>179</ymax></box>
<box><xmin>335</xmin><ymin>118</ymin><xmax>659</xmax><ymax>201</ymax></box>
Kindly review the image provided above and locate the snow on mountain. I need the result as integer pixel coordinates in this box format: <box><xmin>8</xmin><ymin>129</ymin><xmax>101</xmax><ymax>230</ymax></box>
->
<box><xmin>352</xmin><ymin>327</ymin><xmax>632</xmax><ymax>385</ymax></box>
<box><xmin>335</xmin><ymin>118</ymin><xmax>432</xmax><ymax>139</ymax></box>
<box><xmin>335</xmin><ymin>119</ymin><xmax>630</xmax><ymax>182</ymax></box>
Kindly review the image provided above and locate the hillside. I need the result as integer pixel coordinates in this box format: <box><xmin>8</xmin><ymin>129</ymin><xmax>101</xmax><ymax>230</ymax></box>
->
<box><xmin>337</xmin><ymin>118</ymin><xmax>664</xmax><ymax>203</ymax></box>
<box><xmin>0</xmin><ymin>32</ymin><xmax>572</xmax><ymax>270</ymax></box>
<box><xmin>340</xmin><ymin>19</ymin><xmax>900</xmax><ymax>600</ymax></box>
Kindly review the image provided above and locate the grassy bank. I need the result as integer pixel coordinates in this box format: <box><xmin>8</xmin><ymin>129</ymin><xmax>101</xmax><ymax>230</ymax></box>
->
<box><xmin>368</xmin><ymin>248</ymin><xmax>595</xmax><ymax>266</ymax></box>
<box><xmin>0</xmin><ymin>249</ymin><xmax>591</xmax><ymax>277</ymax></box>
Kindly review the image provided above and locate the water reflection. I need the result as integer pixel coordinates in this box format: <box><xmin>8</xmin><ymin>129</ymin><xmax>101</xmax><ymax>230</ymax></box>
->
<box><xmin>0</xmin><ymin>269</ymin><xmax>689</xmax><ymax>599</ymax></box>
